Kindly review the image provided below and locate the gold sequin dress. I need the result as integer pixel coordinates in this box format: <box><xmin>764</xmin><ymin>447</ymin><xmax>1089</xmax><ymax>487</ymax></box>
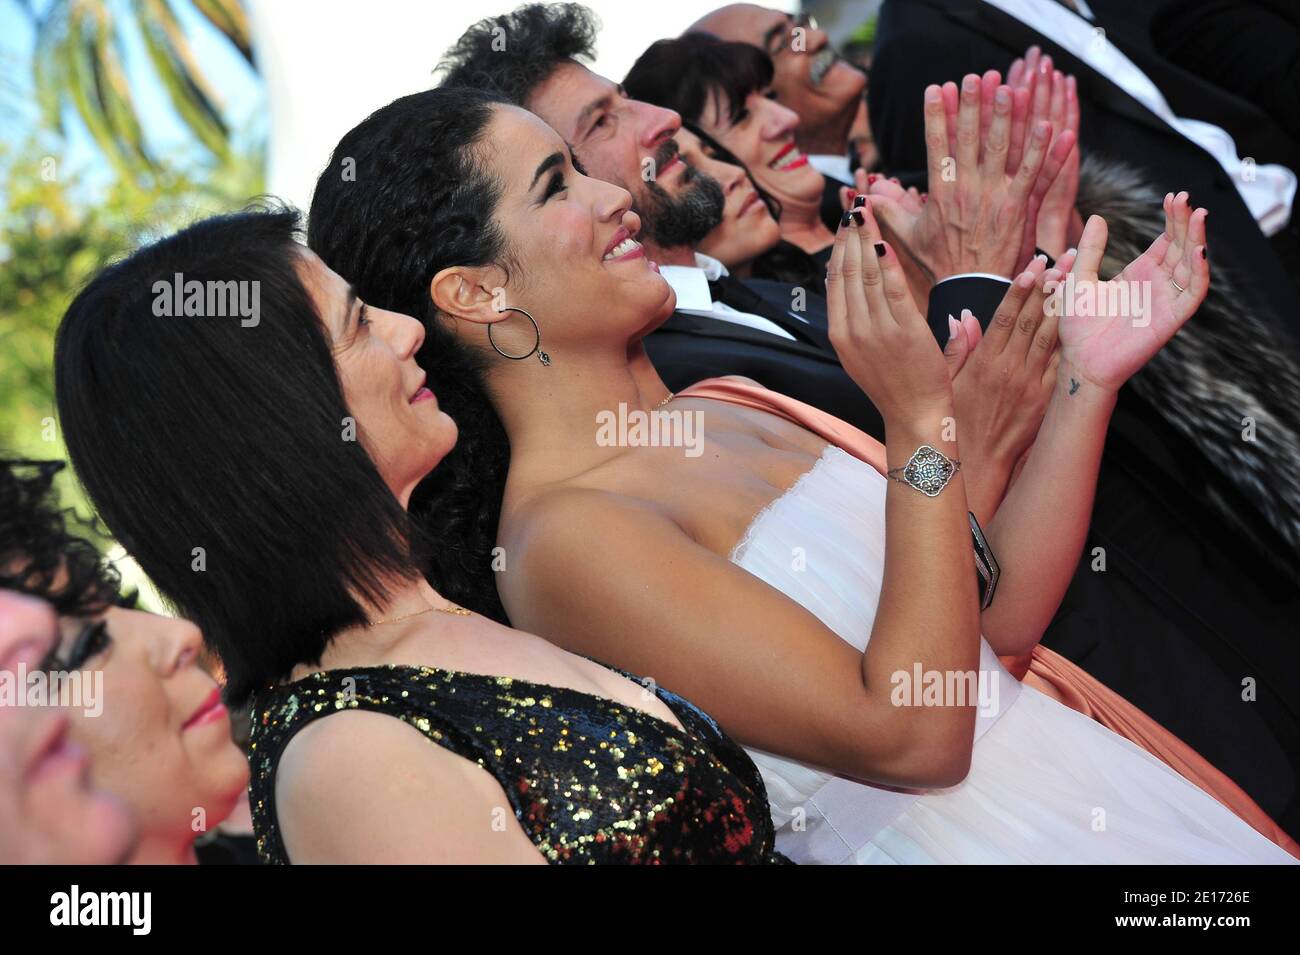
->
<box><xmin>248</xmin><ymin>664</ymin><xmax>790</xmax><ymax>864</ymax></box>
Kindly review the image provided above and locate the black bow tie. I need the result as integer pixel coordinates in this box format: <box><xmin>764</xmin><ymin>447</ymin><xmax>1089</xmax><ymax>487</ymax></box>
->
<box><xmin>705</xmin><ymin>274</ymin><xmax>830</xmax><ymax>351</ymax></box>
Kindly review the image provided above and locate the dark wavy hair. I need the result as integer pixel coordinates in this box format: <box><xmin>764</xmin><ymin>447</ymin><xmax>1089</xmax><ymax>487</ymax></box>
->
<box><xmin>0</xmin><ymin>457</ymin><xmax>125</xmax><ymax>616</ymax></box>
<box><xmin>307</xmin><ymin>87</ymin><xmax>513</xmax><ymax>624</ymax></box>
<box><xmin>54</xmin><ymin>204</ymin><xmax>422</xmax><ymax>705</ymax></box>
<box><xmin>436</xmin><ymin>2</ymin><xmax>599</xmax><ymax>105</ymax></box>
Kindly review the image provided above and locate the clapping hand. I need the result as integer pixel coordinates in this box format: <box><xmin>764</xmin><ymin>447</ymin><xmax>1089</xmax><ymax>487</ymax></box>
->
<box><xmin>869</xmin><ymin>72</ymin><xmax>1075</xmax><ymax>283</ymax></box>
<box><xmin>1054</xmin><ymin>193</ymin><xmax>1208</xmax><ymax>393</ymax></box>
<box><xmin>942</xmin><ymin>252</ymin><xmax>1076</xmax><ymax>518</ymax></box>
<box><xmin>825</xmin><ymin>199</ymin><xmax>954</xmax><ymax>427</ymax></box>
<box><xmin>1008</xmin><ymin>49</ymin><xmax>1082</xmax><ymax>257</ymax></box>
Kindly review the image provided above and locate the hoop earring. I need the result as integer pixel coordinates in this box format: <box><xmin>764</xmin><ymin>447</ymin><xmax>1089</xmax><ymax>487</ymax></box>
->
<box><xmin>488</xmin><ymin>306</ymin><xmax>551</xmax><ymax>366</ymax></box>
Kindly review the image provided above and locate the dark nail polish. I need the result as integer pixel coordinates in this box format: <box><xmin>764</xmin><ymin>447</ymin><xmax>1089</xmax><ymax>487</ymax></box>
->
<box><xmin>1201</xmin><ymin>247</ymin><xmax>1208</xmax><ymax>260</ymax></box>
<box><xmin>853</xmin><ymin>194</ymin><xmax>867</xmax><ymax>208</ymax></box>
<box><xmin>874</xmin><ymin>242</ymin><xmax>887</xmax><ymax>257</ymax></box>
<box><xmin>841</xmin><ymin>210</ymin><xmax>854</xmax><ymax>227</ymax></box>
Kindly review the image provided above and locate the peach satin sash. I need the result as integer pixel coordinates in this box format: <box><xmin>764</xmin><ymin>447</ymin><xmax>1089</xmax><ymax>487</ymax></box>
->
<box><xmin>679</xmin><ymin>377</ymin><xmax>1300</xmax><ymax>858</ymax></box>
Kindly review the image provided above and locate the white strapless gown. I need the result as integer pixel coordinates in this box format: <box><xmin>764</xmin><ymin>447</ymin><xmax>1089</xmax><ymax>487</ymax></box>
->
<box><xmin>731</xmin><ymin>446</ymin><xmax>1294</xmax><ymax>864</ymax></box>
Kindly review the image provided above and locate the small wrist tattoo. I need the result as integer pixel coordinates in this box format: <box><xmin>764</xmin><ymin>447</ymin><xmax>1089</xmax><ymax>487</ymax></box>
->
<box><xmin>1069</xmin><ymin>378</ymin><xmax>1080</xmax><ymax>395</ymax></box>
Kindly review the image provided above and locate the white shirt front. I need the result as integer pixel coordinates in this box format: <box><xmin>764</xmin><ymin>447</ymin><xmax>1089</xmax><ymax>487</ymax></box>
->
<box><xmin>658</xmin><ymin>253</ymin><xmax>798</xmax><ymax>341</ymax></box>
<box><xmin>809</xmin><ymin>153</ymin><xmax>854</xmax><ymax>186</ymax></box>
<box><xmin>985</xmin><ymin>0</ymin><xmax>1296</xmax><ymax>235</ymax></box>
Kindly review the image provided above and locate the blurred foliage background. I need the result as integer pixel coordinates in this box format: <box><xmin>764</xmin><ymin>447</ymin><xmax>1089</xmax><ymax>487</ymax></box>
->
<box><xmin>1</xmin><ymin>0</ymin><xmax>263</xmax><ymax>603</ymax></box>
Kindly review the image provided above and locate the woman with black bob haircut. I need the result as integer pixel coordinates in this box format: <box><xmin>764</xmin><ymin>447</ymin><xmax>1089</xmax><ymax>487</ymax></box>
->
<box><xmin>53</xmin><ymin>193</ymin><xmax>788</xmax><ymax>864</ymax></box>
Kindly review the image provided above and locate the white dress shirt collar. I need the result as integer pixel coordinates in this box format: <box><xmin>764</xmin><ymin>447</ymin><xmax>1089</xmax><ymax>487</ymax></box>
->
<box><xmin>984</xmin><ymin>0</ymin><xmax>1295</xmax><ymax>235</ymax></box>
<box><xmin>658</xmin><ymin>253</ymin><xmax>797</xmax><ymax>341</ymax></box>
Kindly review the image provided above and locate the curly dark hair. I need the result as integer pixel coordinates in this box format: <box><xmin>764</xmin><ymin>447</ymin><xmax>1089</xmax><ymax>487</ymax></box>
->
<box><xmin>436</xmin><ymin>2</ymin><xmax>599</xmax><ymax>105</ymax></box>
<box><xmin>307</xmin><ymin>87</ymin><xmax>513</xmax><ymax>625</ymax></box>
<box><xmin>0</xmin><ymin>457</ymin><xmax>124</xmax><ymax>616</ymax></box>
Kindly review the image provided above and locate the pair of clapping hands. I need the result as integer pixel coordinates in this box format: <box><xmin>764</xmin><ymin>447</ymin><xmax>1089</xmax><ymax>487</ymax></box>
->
<box><xmin>827</xmin><ymin>192</ymin><xmax>1209</xmax><ymax>497</ymax></box>
<box><xmin>840</xmin><ymin>48</ymin><xmax>1082</xmax><ymax>271</ymax></box>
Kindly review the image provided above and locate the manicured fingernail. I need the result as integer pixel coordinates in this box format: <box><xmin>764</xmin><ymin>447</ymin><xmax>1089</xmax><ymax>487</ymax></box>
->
<box><xmin>960</xmin><ymin>308</ymin><xmax>974</xmax><ymax>323</ymax></box>
<box><xmin>995</xmin><ymin>87</ymin><xmax>1010</xmax><ymax>107</ymax></box>
<box><xmin>963</xmin><ymin>75</ymin><xmax>979</xmax><ymax>93</ymax></box>
<box><xmin>853</xmin><ymin>194</ymin><xmax>867</xmax><ymax>208</ymax></box>
<box><xmin>874</xmin><ymin>242</ymin><xmax>887</xmax><ymax>257</ymax></box>
<box><xmin>1201</xmin><ymin>247</ymin><xmax>1208</xmax><ymax>260</ymax></box>
<box><xmin>867</xmin><ymin>172</ymin><xmax>879</xmax><ymax>184</ymax></box>
<box><xmin>1065</xmin><ymin>247</ymin><xmax>1077</xmax><ymax>258</ymax></box>
<box><xmin>947</xmin><ymin>315</ymin><xmax>961</xmax><ymax>341</ymax></box>
<box><xmin>1035</xmin><ymin>253</ymin><xmax>1048</xmax><ymax>263</ymax></box>
<box><xmin>925</xmin><ymin>85</ymin><xmax>941</xmax><ymax>104</ymax></box>
<box><xmin>841</xmin><ymin>210</ymin><xmax>854</xmax><ymax>227</ymax></box>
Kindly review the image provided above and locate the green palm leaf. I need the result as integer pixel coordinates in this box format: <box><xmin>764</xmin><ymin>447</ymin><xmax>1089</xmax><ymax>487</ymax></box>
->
<box><xmin>134</xmin><ymin>0</ymin><xmax>231</xmax><ymax>161</ymax></box>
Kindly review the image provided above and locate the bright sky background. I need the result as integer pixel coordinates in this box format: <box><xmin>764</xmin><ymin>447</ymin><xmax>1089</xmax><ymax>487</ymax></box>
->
<box><xmin>0</xmin><ymin>0</ymin><xmax>263</xmax><ymax>198</ymax></box>
<box><xmin>251</xmin><ymin>0</ymin><xmax>797</xmax><ymax>212</ymax></box>
<box><xmin>0</xmin><ymin>0</ymin><xmax>890</xmax><ymax>209</ymax></box>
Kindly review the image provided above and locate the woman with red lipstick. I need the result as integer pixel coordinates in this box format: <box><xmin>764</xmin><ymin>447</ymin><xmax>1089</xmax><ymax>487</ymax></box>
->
<box><xmin>0</xmin><ymin>457</ymin><xmax>251</xmax><ymax>865</ymax></box>
<box><xmin>0</xmin><ymin>587</ymin><xmax>135</xmax><ymax>865</ymax></box>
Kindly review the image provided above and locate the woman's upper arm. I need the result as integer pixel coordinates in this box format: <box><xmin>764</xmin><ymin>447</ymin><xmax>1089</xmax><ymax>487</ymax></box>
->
<box><xmin>500</xmin><ymin>491</ymin><xmax>944</xmax><ymax>787</ymax></box>
<box><xmin>275</xmin><ymin>710</ymin><xmax>546</xmax><ymax>864</ymax></box>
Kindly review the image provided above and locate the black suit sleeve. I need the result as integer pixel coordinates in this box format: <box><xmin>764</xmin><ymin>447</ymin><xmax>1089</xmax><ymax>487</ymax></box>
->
<box><xmin>926</xmin><ymin>275</ymin><xmax>1011</xmax><ymax>343</ymax></box>
<box><xmin>871</xmin><ymin>2</ymin><xmax>988</xmax><ymax>174</ymax></box>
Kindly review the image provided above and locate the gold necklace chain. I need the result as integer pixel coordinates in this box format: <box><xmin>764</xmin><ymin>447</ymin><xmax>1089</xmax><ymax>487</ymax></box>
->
<box><xmin>654</xmin><ymin>391</ymin><xmax>675</xmax><ymax>409</ymax></box>
<box><xmin>367</xmin><ymin>603</ymin><xmax>472</xmax><ymax>628</ymax></box>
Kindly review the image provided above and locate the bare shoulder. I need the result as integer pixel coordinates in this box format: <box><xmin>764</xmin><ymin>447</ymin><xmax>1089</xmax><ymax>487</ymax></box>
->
<box><xmin>503</xmin><ymin>482</ymin><xmax>677</xmax><ymax>560</ymax></box>
<box><xmin>275</xmin><ymin>709</ymin><xmax>543</xmax><ymax>864</ymax></box>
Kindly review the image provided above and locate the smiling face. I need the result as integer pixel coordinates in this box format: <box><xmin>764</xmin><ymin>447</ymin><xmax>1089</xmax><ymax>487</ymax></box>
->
<box><xmin>526</xmin><ymin>62</ymin><xmax>724</xmax><ymax>256</ymax></box>
<box><xmin>433</xmin><ymin>105</ymin><xmax>677</xmax><ymax>353</ymax></box>
<box><xmin>295</xmin><ymin>249</ymin><xmax>458</xmax><ymax>506</ymax></box>
<box><xmin>677</xmin><ymin>127</ymin><xmax>782</xmax><ymax>270</ymax></box>
<box><xmin>698</xmin><ymin>4</ymin><xmax>867</xmax><ymax>145</ymax></box>
<box><xmin>0</xmin><ymin>591</ymin><xmax>135</xmax><ymax>864</ymax></box>
<box><xmin>52</xmin><ymin>606</ymin><xmax>249</xmax><ymax>854</ymax></box>
<box><xmin>698</xmin><ymin>85</ymin><xmax>825</xmax><ymax>212</ymax></box>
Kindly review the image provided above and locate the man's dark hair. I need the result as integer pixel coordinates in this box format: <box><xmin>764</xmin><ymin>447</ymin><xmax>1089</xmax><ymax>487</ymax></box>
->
<box><xmin>0</xmin><ymin>457</ymin><xmax>125</xmax><ymax>617</ymax></box>
<box><xmin>437</xmin><ymin>2</ymin><xmax>599</xmax><ymax>105</ymax></box>
<box><xmin>55</xmin><ymin>204</ymin><xmax>423</xmax><ymax>705</ymax></box>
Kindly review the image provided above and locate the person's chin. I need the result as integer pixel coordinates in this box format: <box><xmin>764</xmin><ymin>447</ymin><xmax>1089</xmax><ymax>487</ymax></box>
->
<box><xmin>629</xmin><ymin>280</ymin><xmax>678</xmax><ymax>340</ymax></box>
<box><xmin>427</xmin><ymin>415</ymin><xmax>459</xmax><ymax>468</ymax></box>
<box><xmin>82</xmin><ymin>792</ymin><xmax>138</xmax><ymax>864</ymax></box>
<box><xmin>827</xmin><ymin>61</ymin><xmax>867</xmax><ymax>103</ymax></box>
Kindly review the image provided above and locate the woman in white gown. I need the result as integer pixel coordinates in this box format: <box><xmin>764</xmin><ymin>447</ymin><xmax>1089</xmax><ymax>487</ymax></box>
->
<box><xmin>304</xmin><ymin>88</ymin><xmax>1295</xmax><ymax>862</ymax></box>
<box><xmin>731</xmin><ymin>440</ymin><xmax>1293</xmax><ymax>862</ymax></box>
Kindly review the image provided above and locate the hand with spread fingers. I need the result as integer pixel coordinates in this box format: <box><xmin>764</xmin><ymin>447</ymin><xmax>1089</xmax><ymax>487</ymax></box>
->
<box><xmin>1056</xmin><ymin>192</ymin><xmax>1209</xmax><ymax>394</ymax></box>
<box><xmin>824</xmin><ymin>201</ymin><xmax>954</xmax><ymax>428</ymax></box>
<box><xmin>943</xmin><ymin>252</ymin><xmax>1075</xmax><ymax>520</ymax></box>
<box><xmin>868</xmin><ymin>72</ymin><xmax>1075</xmax><ymax>285</ymax></box>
